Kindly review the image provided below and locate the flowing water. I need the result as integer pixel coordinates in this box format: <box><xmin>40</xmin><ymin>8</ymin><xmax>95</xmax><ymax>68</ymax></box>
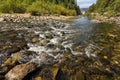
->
<box><xmin>60</xmin><ymin>17</ymin><xmax>119</xmax><ymax>57</ymax></box>
<box><xmin>27</xmin><ymin>16</ymin><xmax>120</xmax><ymax>79</ymax></box>
<box><xmin>0</xmin><ymin>16</ymin><xmax>120</xmax><ymax>79</ymax></box>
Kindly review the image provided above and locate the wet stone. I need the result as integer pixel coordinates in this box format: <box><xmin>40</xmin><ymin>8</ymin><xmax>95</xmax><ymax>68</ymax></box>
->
<box><xmin>18</xmin><ymin>51</ymin><xmax>38</xmax><ymax>64</ymax></box>
<box><xmin>0</xmin><ymin>54</ymin><xmax>9</xmax><ymax>66</ymax></box>
<box><xmin>0</xmin><ymin>30</ymin><xmax>27</xmax><ymax>65</ymax></box>
<box><xmin>38</xmin><ymin>39</ymin><xmax>50</xmax><ymax>46</ymax></box>
<box><xmin>32</xmin><ymin>35</ymin><xmax>39</xmax><ymax>43</ymax></box>
<box><xmin>5</xmin><ymin>63</ymin><xmax>36</xmax><ymax>80</ymax></box>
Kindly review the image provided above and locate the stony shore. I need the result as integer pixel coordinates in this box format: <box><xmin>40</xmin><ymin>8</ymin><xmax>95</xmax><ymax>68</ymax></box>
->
<box><xmin>90</xmin><ymin>13</ymin><xmax>120</xmax><ymax>26</ymax></box>
<box><xmin>0</xmin><ymin>14</ymin><xmax>76</xmax><ymax>22</ymax></box>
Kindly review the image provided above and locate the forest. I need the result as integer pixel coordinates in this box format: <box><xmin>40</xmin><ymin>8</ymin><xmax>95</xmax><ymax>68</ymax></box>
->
<box><xmin>87</xmin><ymin>0</ymin><xmax>120</xmax><ymax>17</ymax></box>
<box><xmin>0</xmin><ymin>0</ymin><xmax>81</xmax><ymax>16</ymax></box>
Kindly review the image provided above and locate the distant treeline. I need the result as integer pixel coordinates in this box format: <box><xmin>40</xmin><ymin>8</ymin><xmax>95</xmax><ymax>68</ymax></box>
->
<box><xmin>87</xmin><ymin>0</ymin><xmax>120</xmax><ymax>17</ymax></box>
<box><xmin>0</xmin><ymin>0</ymin><xmax>81</xmax><ymax>16</ymax></box>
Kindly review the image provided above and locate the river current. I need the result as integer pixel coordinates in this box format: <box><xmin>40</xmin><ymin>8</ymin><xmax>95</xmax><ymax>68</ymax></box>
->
<box><xmin>0</xmin><ymin>16</ymin><xmax>120</xmax><ymax>80</ymax></box>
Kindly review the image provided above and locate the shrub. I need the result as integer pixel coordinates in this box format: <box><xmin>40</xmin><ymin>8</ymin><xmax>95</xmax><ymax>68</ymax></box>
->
<box><xmin>87</xmin><ymin>0</ymin><xmax>120</xmax><ymax>17</ymax></box>
<box><xmin>27</xmin><ymin>1</ymin><xmax>76</xmax><ymax>16</ymax></box>
<box><xmin>104</xmin><ymin>10</ymin><xmax>117</xmax><ymax>17</ymax></box>
<box><xmin>0</xmin><ymin>0</ymin><xmax>78</xmax><ymax>16</ymax></box>
<box><xmin>87</xmin><ymin>4</ymin><xmax>95</xmax><ymax>12</ymax></box>
<box><xmin>0</xmin><ymin>1</ymin><xmax>26</xmax><ymax>13</ymax></box>
<box><xmin>54</xmin><ymin>14</ymin><xmax>60</xmax><ymax>17</ymax></box>
<box><xmin>27</xmin><ymin>1</ymin><xmax>49</xmax><ymax>16</ymax></box>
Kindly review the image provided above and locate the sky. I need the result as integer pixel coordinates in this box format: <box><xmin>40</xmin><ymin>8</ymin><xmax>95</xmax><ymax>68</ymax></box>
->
<box><xmin>77</xmin><ymin>0</ymin><xmax>97</xmax><ymax>8</ymax></box>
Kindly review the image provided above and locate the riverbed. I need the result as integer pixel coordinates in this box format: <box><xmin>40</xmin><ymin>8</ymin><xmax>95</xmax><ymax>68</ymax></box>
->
<box><xmin>0</xmin><ymin>16</ymin><xmax>120</xmax><ymax>80</ymax></box>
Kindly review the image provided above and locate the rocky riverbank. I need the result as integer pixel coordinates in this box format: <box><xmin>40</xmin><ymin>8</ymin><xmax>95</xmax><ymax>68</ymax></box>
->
<box><xmin>90</xmin><ymin>13</ymin><xmax>120</xmax><ymax>26</ymax></box>
<box><xmin>0</xmin><ymin>14</ymin><xmax>76</xmax><ymax>22</ymax></box>
<box><xmin>0</xmin><ymin>15</ymin><xmax>120</xmax><ymax>80</ymax></box>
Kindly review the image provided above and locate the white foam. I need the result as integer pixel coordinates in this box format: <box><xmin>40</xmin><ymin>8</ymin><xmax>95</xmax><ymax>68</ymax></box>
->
<box><xmin>28</xmin><ymin>43</ymin><xmax>46</xmax><ymax>53</ymax></box>
<box><xmin>50</xmin><ymin>38</ymin><xmax>59</xmax><ymax>44</ymax></box>
<box><xmin>84</xmin><ymin>44</ymin><xmax>101</xmax><ymax>57</ymax></box>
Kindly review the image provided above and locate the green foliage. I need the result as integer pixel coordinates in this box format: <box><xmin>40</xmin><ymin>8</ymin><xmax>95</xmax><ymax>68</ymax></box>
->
<box><xmin>87</xmin><ymin>4</ymin><xmax>96</xmax><ymax>12</ymax></box>
<box><xmin>54</xmin><ymin>14</ymin><xmax>60</xmax><ymax>17</ymax></box>
<box><xmin>0</xmin><ymin>0</ymin><xmax>81</xmax><ymax>16</ymax></box>
<box><xmin>0</xmin><ymin>0</ymin><xmax>26</xmax><ymax>13</ymax></box>
<box><xmin>104</xmin><ymin>10</ymin><xmax>117</xmax><ymax>17</ymax></box>
<box><xmin>87</xmin><ymin>0</ymin><xmax>120</xmax><ymax>17</ymax></box>
<box><xmin>114</xmin><ymin>0</ymin><xmax>120</xmax><ymax>12</ymax></box>
<box><xmin>27</xmin><ymin>1</ymin><xmax>77</xmax><ymax>16</ymax></box>
<box><xmin>27</xmin><ymin>1</ymin><xmax>48</xmax><ymax>16</ymax></box>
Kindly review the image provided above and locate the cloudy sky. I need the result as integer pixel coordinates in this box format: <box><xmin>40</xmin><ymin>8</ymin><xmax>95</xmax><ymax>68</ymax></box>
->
<box><xmin>77</xmin><ymin>0</ymin><xmax>97</xmax><ymax>8</ymax></box>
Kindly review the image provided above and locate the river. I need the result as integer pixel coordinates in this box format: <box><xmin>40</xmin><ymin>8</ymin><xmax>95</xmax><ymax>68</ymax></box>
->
<box><xmin>0</xmin><ymin>16</ymin><xmax>120</xmax><ymax>80</ymax></box>
<box><xmin>53</xmin><ymin>16</ymin><xmax>120</xmax><ymax>80</ymax></box>
<box><xmin>62</xmin><ymin>17</ymin><xmax>119</xmax><ymax>56</ymax></box>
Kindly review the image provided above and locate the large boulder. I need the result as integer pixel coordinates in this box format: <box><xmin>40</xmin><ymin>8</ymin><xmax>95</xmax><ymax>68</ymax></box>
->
<box><xmin>5</xmin><ymin>63</ymin><xmax>36</xmax><ymax>80</ymax></box>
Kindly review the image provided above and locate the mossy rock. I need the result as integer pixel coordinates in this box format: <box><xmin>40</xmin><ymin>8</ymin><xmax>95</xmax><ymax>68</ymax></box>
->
<box><xmin>3</xmin><ymin>51</ymin><xmax>23</xmax><ymax>66</ymax></box>
<box><xmin>52</xmin><ymin>64</ymin><xmax>59</xmax><ymax>80</ymax></box>
<box><xmin>35</xmin><ymin>76</ymin><xmax>42</xmax><ymax>80</ymax></box>
<box><xmin>31</xmin><ymin>35</ymin><xmax>39</xmax><ymax>43</ymax></box>
<box><xmin>74</xmin><ymin>71</ymin><xmax>85</xmax><ymax>80</ymax></box>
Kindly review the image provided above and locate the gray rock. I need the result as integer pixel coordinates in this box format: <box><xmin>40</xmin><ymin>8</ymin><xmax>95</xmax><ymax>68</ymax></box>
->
<box><xmin>0</xmin><ymin>18</ymin><xmax>4</xmax><ymax>22</ymax></box>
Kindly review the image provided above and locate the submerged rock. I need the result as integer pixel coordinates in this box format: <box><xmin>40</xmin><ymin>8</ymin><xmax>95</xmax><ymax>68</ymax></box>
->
<box><xmin>31</xmin><ymin>35</ymin><xmax>39</xmax><ymax>43</ymax></box>
<box><xmin>0</xmin><ymin>30</ymin><xmax>27</xmax><ymax>66</ymax></box>
<box><xmin>18</xmin><ymin>51</ymin><xmax>38</xmax><ymax>64</ymax></box>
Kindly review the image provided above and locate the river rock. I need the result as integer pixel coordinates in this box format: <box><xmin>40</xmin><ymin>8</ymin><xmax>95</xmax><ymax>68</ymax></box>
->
<box><xmin>3</xmin><ymin>50</ymin><xmax>36</xmax><ymax>66</ymax></box>
<box><xmin>18</xmin><ymin>51</ymin><xmax>38</xmax><ymax>64</ymax></box>
<box><xmin>0</xmin><ymin>51</ymin><xmax>26</xmax><ymax>76</ymax></box>
<box><xmin>0</xmin><ymin>30</ymin><xmax>27</xmax><ymax>65</ymax></box>
<box><xmin>0</xmin><ymin>54</ymin><xmax>9</xmax><ymax>66</ymax></box>
<box><xmin>34</xmin><ymin>76</ymin><xmax>42</xmax><ymax>80</ymax></box>
<box><xmin>52</xmin><ymin>66</ymin><xmax>59</xmax><ymax>80</ymax></box>
<box><xmin>45</xmin><ymin>32</ymin><xmax>54</xmax><ymax>39</ymax></box>
<box><xmin>0</xmin><ymin>18</ymin><xmax>5</xmax><ymax>22</ymax></box>
<box><xmin>5</xmin><ymin>63</ymin><xmax>36</xmax><ymax>80</ymax></box>
<box><xmin>32</xmin><ymin>35</ymin><xmax>39</xmax><ymax>43</ymax></box>
<box><xmin>38</xmin><ymin>39</ymin><xmax>50</xmax><ymax>46</ymax></box>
